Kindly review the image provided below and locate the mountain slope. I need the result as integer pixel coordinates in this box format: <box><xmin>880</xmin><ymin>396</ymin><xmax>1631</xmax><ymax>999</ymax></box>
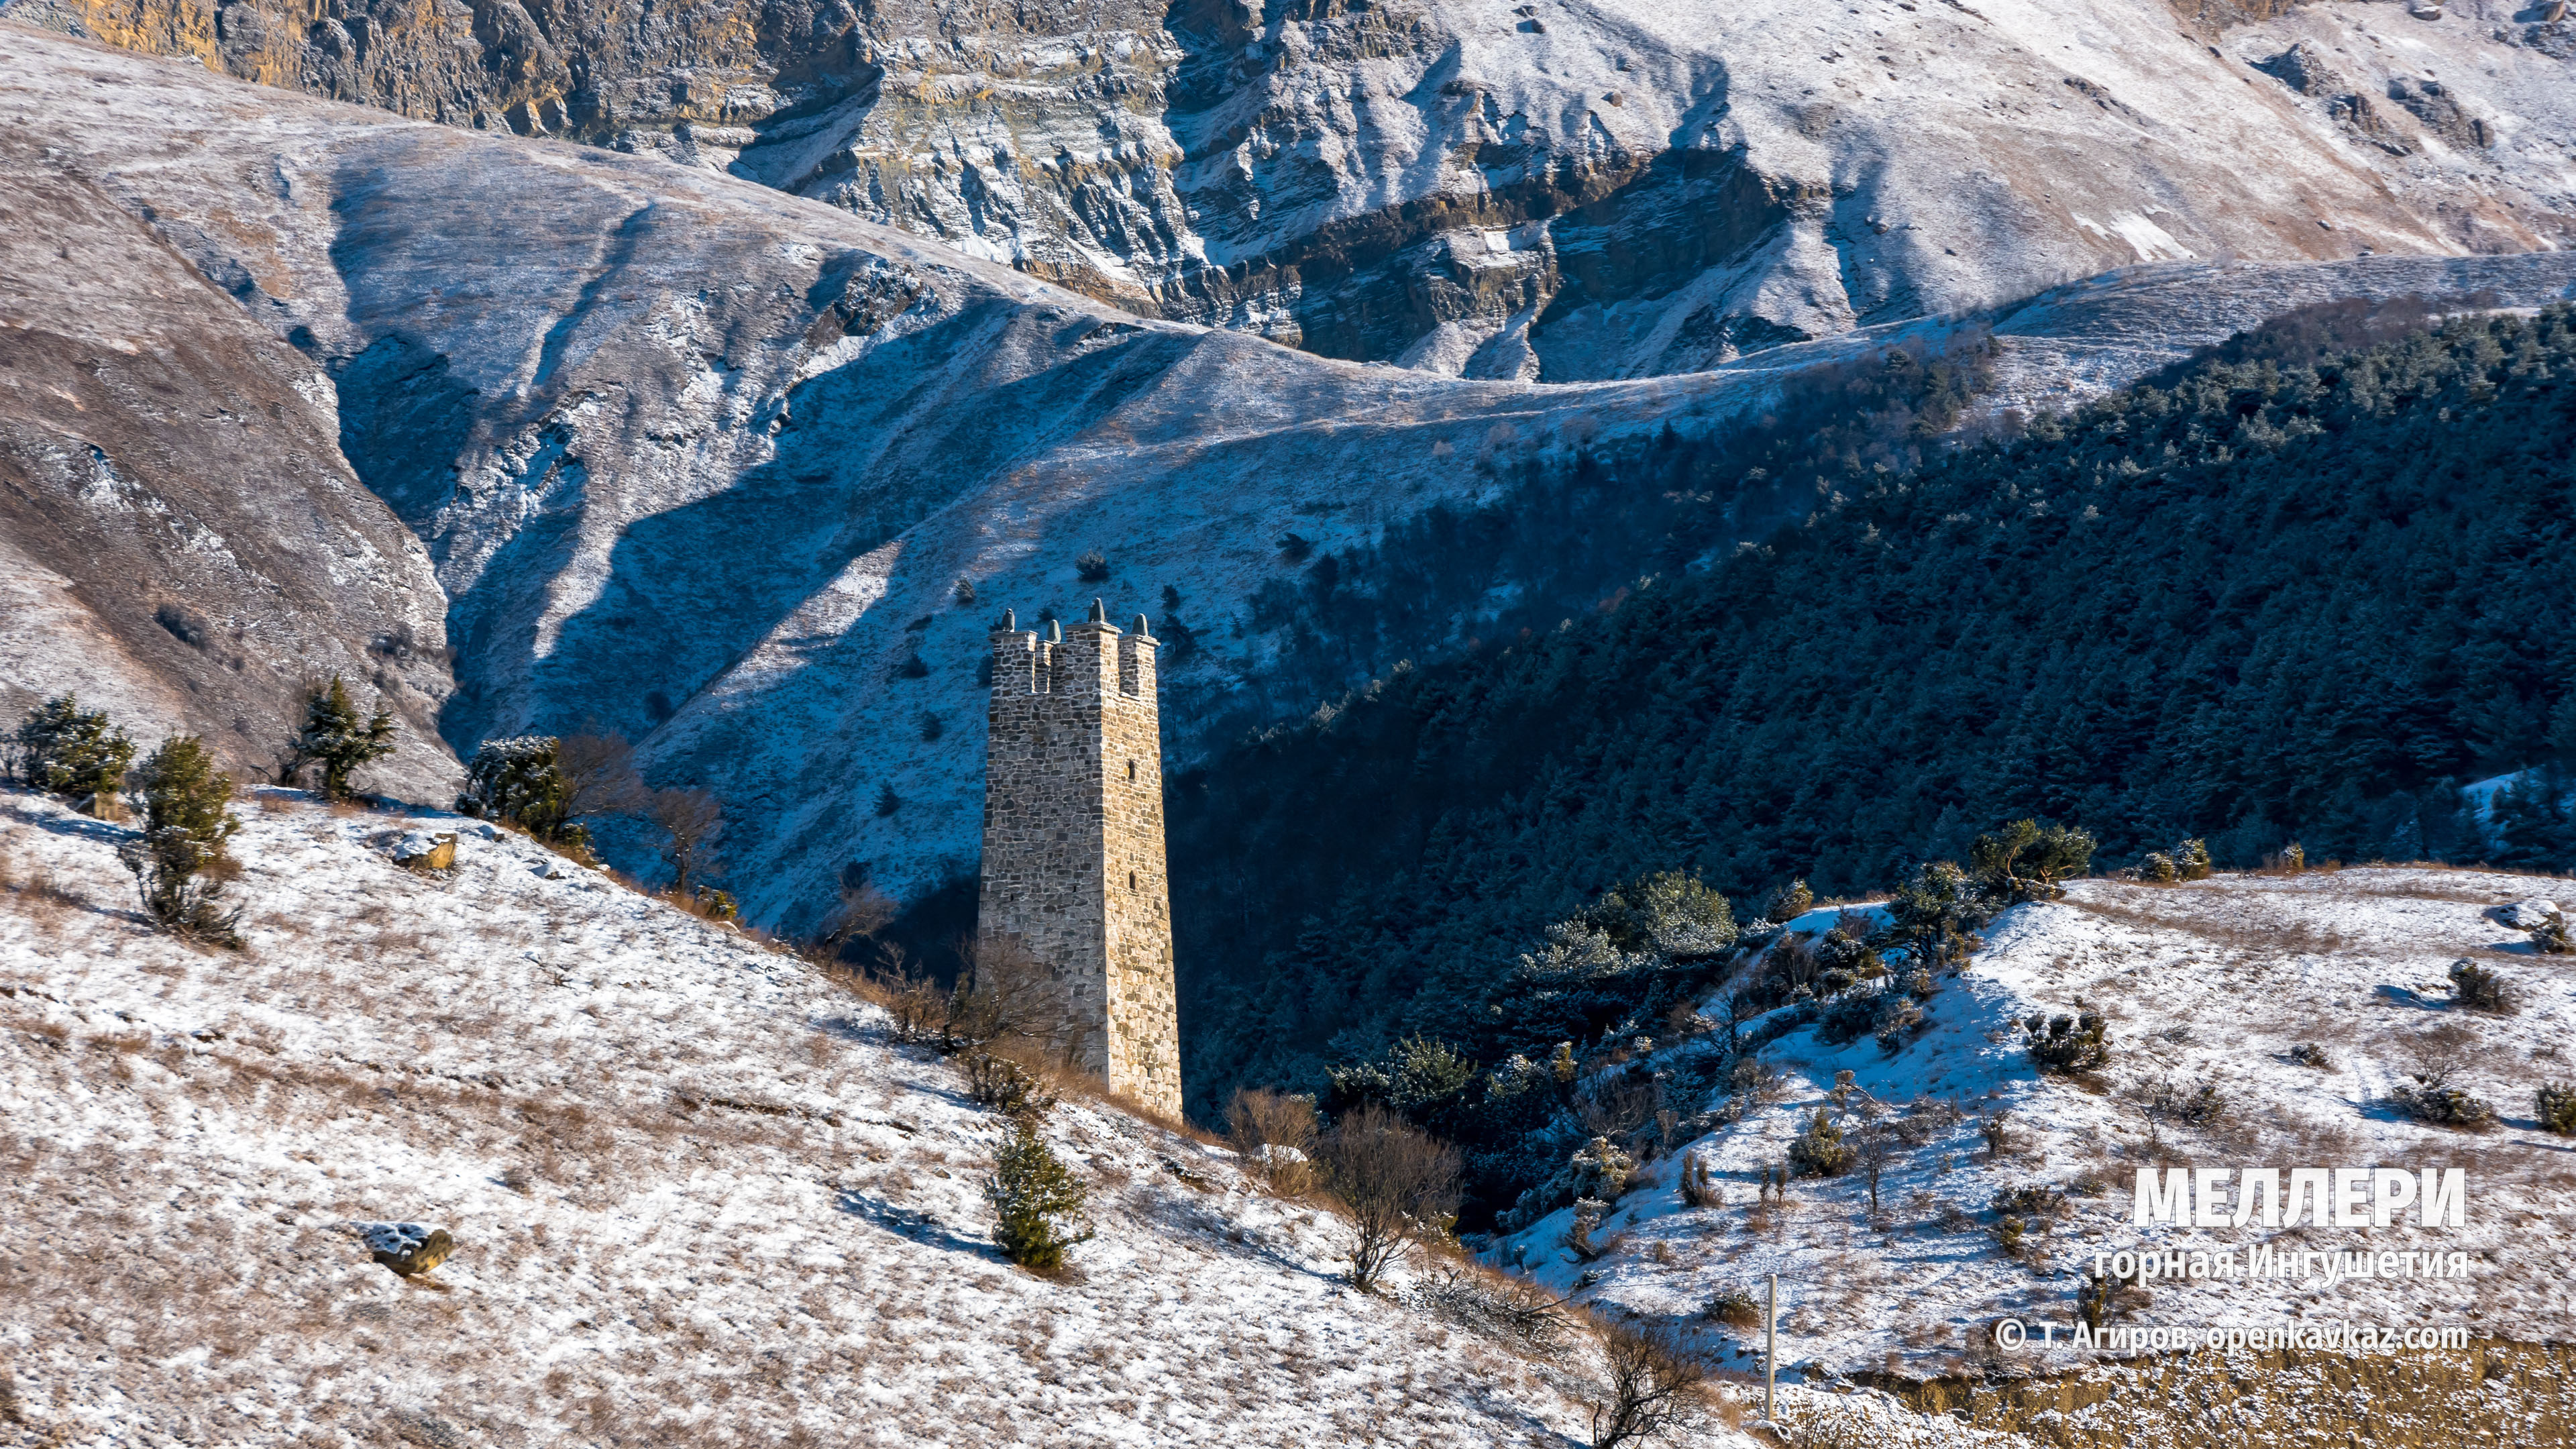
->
<box><xmin>0</xmin><ymin>129</ymin><xmax>458</xmax><ymax>800</ymax></box>
<box><xmin>1164</xmin><ymin>303</ymin><xmax>2576</xmax><ymax>1115</ymax></box>
<box><xmin>15</xmin><ymin>0</ymin><xmax>2576</xmax><ymax>377</ymax></box>
<box><xmin>0</xmin><ymin>784</ymin><xmax>1685</xmax><ymax>1447</ymax></box>
<box><xmin>1492</xmin><ymin>868</ymin><xmax>2576</xmax><ymax>1444</ymax></box>
<box><xmin>10</xmin><ymin>28</ymin><xmax>2576</xmax><ymax>934</ymax></box>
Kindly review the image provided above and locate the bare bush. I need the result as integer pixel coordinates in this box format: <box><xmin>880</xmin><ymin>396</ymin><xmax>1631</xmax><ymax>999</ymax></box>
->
<box><xmin>1587</xmin><ymin>1321</ymin><xmax>1709</xmax><ymax>1449</ymax></box>
<box><xmin>559</xmin><ymin>731</ymin><xmax>650</xmax><ymax>822</ymax></box>
<box><xmin>864</xmin><ymin>950</ymin><xmax>949</xmax><ymax>1045</ymax></box>
<box><xmin>647</xmin><ymin>788</ymin><xmax>725</xmax><ymax>901</ymax></box>
<box><xmin>814</xmin><ymin>879</ymin><xmax>898</xmax><ymax>965</ymax></box>
<box><xmin>1407</xmin><ymin>1260</ymin><xmax>1565</xmax><ymax>1348</ymax></box>
<box><xmin>1226</xmin><ymin>1087</ymin><xmax>1319</xmax><ymax>1193</ymax></box>
<box><xmin>944</xmin><ymin>934</ymin><xmax>1087</xmax><ymax>1065</ymax></box>
<box><xmin>964</xmin><ymin>1051</ymin><xmax>1057</xmax><ymax>1118</ymax></box>
<box><xmin>1316</xmin><ymin>1105</ymin><xmax>1461</xmax><ymax>1291</ymax></box>
<box><xmin>2447</xmin><ymin>959</ymin><xmax>2517</xmax><ymax>1014</ymax></box>
<box><xmin>1854</xmin><ymin>1130</ymin><xmax>1893</xmax><ymax>1218</ymax></box>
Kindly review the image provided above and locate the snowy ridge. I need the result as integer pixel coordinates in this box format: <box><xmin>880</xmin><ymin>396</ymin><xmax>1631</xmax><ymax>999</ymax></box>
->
<box><xmin>1496</xmin><ymin>869</ymin><xmax>2576</xmax><ymax>1409</ymax></box>
<box><xmin>0</xmin><ymin>787</ymin><xmax>1741</xmax><ymax>1447</ymax></box>
<box><xmin>10</xmin><ymin>29</ymin><xmax>2576</xmax><ymax>925</ymax></box>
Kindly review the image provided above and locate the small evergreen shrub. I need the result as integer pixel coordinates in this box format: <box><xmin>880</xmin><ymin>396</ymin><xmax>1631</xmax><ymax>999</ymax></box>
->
<box><xmin>985</xmin><ymin>1117</ymin><xmax>1093</xmax><ymax>1271</ymax></box>
<box><xmin>1704</xmin><ymin>1286</ymin><xmax>1762</xmax><ymax>1328</ymax></box>
<box><xmin>2023</xmin><ymin>1012</ymin><xmax>2110</xmax><ymax>1073</ymax></box>
<box><xmin>2290</xmin><ymin>1042</ymin><xmax>2334</xmax><ymax>1069</ymax></box>
<box><xmin>456</xmin><ymin>736</ymin><xmax>582</xmax><ymax>847</ymax></box>
<box><xmin>2174</xmin><ymin>839</ymin><xmax>2212</xmax><ymax>881</ymax></box>
<box><xmin>2448</xmin><ymin>959</ymin><xmax>2517</xmax><ymax>1014</ymax></box>
<box><xmin>2137</xmin><ymin>851</ymin><xmax>2178</xmax><ymax>883</ymax></box>
<box><xmin>1970</xmin><ymin>818</ymin><xmax>2096</xmax><ymax>903</ymax></box>
<box><xmin>2145</xmin><ymin>1077</ymin><xmax>2229</xmax><ymax>1126</ymax></box>
<box><xmin>1786</xmin><ymin>1107</ymin><xmax>1851</xmax><ymax>1177</ymax></box>
<box><xmin>1872</xmin><ymin>996</ymin><xmax>1927</xmax><ymax>1055</ymax></box>
<box><xmin>1993</xmin><ymin>1183</ymin><xmax>2066</xmax><ymax>1220</ymax></box>
<box><xmin>290</xmin><ymin>676</ymin><xmax>395</xmax><ymax>800</ymax></box>
<box><xmin>1994</xmin><ymin>1214</ymin><xmax>2028</xmax><ymax>1256</ymax></box>
<box><xmin>10</xmin><ymin>694</ymin><xmax>135</xmax><ymax>801</ymax></box>
<box><xmin>2537</xmin><ymin>1083</ymin><xmax>2576</xmax><ymax>1136</ymax></box>
<box><xmin>1569</xmin><ymin>1136</ymin><xmax>1637</xmax><ymax>1200</ymax></box>
<box><xmin>2530</xmin><ymin>913</ymin><xmax>2571</xmax><ymax>956</ymax></box>
<box><xmin>2388</xmin><ymin>1075</ymin><xmax>2497</xmax><ymax>1129</ymax></box>
<box><xmin>1562</xmin><ymin>1196</ymin><xmax>1615</xmax><ymax>1260</ymax></box>
<box><xmin>119</xmin><ymin>735</ymin><xmax>243</xmax><ymax>947</ymax></box>
<box><xmin>1074</xmin><ymin>549</ymin><xmax>1110</xmax><ymax>583</ymax></box>
<box><xmin>875</xmin><ymin>783</ymin><xmax>901</xmax><ymax>818</ymax></box>
<box><xmin>1761</xmin><ymin>877</ymin><xmax>1813</xmax><ymax>924</ymax></box>
<box><xmin>1884</xmin><ymin>859</ymin><xmax>1985</xmax><ymax>967</ymax></box>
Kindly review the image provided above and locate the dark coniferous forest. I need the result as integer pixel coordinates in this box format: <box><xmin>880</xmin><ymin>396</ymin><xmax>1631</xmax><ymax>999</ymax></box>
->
<box><xmin>1166</xmin><ymin>303</ymin><xmax>2576</xmax><ymax>1126</ymax></box>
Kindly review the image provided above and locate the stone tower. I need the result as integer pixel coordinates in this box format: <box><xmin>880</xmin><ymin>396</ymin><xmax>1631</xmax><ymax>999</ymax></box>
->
<box><xmin>977</xmin><ymin>600</ymin><xmax>1181</xmax><ymax>1116</ymax></box>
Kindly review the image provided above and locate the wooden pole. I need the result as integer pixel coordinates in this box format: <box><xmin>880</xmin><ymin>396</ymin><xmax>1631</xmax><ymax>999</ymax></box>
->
<box><xmin>1765</xmin><ymin>1271</ymin><xmax>1777</xmax><ymax>1423</ymax></box>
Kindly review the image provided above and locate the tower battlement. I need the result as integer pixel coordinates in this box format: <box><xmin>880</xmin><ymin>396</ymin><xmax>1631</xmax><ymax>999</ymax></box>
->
<box><xmin>977</xmin><ymin>600</ymin><xmax>1181</xmax><ymax>1116</ymax></box>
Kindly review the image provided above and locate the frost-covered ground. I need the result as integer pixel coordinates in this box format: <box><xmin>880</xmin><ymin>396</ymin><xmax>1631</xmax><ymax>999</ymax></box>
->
<box><xmin>1499</xmin><ymin>869</ymin><xmax>2576</xmax><ymax>1399</ymax></box>
<box><xmin>0</xmin><ymin>786</ymin><xmax>1756</xmax><ymax>1448</ymax></box>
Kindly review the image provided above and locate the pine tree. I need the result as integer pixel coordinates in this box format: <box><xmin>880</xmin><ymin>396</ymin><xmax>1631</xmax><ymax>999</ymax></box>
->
<box><xmin>985</xmin><ymin>1118</ymin><xmax>1093</xmax><ymax>1271</ymax></box>
<box><xmin>119</xmin><ymin>735</ymin><xmax>243</xmax><ymax>947</ymax></box>
<box><xmin>291</xmin><ymin>677</ymin><xmax>396</xmax><ymax>800</ymax></box>
<box><xmin>136</xmin><ymin>735</ymin><xmax>238</xmax><ymax>853</ymax></box>
<box><xmin>11</xmin><ymin>694</ymin><xmax>136</xmax><ymax>802</ymax></box>
<box><xmin>458</xmin><ymin>737</ymin><xmax>578</xmax><ymax>844</ymax></box>
<box><xmin>1970</xmin><ymin>819</ymin><xmax>2096</xmax><ymax>903</ymax></box>
<box><xmin>1786</xmin><ymin>1107</ymin><xmax>1851</xmax><ymax>1176</ymax></box>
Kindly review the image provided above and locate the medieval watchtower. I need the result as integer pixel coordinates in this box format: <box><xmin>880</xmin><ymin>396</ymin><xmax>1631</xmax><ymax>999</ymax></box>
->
<box><xmin>978</xmin><ymin>600</ymin><xmax>1181</xmax><ymax>1116</ymax></box>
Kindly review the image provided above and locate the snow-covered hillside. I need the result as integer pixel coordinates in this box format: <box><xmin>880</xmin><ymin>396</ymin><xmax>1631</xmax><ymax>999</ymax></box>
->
<box><xmin>0</xmin><ymin>785</ymin><xmax>1734</xmax><ymax>1446</ymax></box>
<box><xmin>1493</xmin><ymin>869</ymin><xmax>2576</xmax><ymax>1440</ymax></box>
<box><xmin>11</xmin><ymin>28</ymin><xmax>2576</xmax><ymax>928</ymax></box>
<box><xmin>25</xmin><ymin>0</ymin><xmax>2576</xmax><ymax>380</ymax></box>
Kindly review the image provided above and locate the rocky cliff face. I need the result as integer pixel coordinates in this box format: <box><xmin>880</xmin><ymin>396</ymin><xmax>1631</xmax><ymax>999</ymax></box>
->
<box><xmin>19</xmin><ymin>0</ymin><xmax>2575</xmax><ymax>380</ymax></box>
<box><xmin>7</xmin><ymin>26</ymin><xmax>2573</xmax><ymax>927</ymax></box>
<box><xmin>0</xmin><ymin>28</ymin><xmax>1759</xmax><ymax>922</ymax></box>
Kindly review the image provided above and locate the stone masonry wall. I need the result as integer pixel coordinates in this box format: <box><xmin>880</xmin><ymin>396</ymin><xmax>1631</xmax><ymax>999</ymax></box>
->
<box><xmin>977</xmin><ymin>606</ymin><xmax>1181</xmax><ymax>1116</ymax></box>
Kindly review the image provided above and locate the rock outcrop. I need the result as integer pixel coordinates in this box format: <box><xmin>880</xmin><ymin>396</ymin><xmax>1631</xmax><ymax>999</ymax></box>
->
<box><xmin>17</xmin><ymin>0</ymin><xmax>2575</xmax><ymax>379</ymax></box>
<box><xmin>359</xmin><ymin>1222</ymin><xmax>457</xmax><ymax>1276</ymax></box>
